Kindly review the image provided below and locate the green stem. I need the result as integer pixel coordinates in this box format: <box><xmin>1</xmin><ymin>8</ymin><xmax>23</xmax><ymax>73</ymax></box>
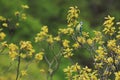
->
<box><xmin>47</xmin><ymin>73</ymin><xmax>52</xmax><ymax>80</ymax></box>
<box><xmin>16</xmin><ymin>54</ymin><xmax>21</xmax><ymax>80</ymax></box>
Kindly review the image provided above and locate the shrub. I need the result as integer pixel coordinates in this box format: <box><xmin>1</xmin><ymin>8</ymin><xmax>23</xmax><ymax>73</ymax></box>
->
<box><xmin>0</xmin><ymin>4</ymin><xmax>120</xmax><ymax>80</ymax></box>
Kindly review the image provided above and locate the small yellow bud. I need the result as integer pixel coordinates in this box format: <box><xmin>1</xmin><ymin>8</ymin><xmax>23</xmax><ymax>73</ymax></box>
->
<box><xmin>21</xmin><ymin>70</ymin><xmax>27</xmax><ymax>76</ymax></box>
<box><xmin>2</xmin><ymin>23</ymin><xmax>8</xmax><ymax>27</ymax></box>
<box><xmin>21</xmin><ymin>5</ymin><xmax>29</xmax><ymax>9</ymax></box>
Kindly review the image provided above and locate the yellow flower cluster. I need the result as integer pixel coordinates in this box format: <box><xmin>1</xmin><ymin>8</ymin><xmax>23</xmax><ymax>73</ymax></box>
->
<box><xmin>82</xmin><ymin>32</ymin><xmax>89</xmax><ymax>37</ymax></box>
<box><xmin>72</xmin><ymin>42</ymin><xmax>80</xmax><ymax>49</ymax></box>
<box><xmin>20</xmin><ymin>41</ymin><xmax>35</xmax><ymax>57</ymax></box>
<box><xmin>103</xmin><ymin>15</ymin><xmax>115</xmax><ymax>36</ymax></box>
<box><xmin>77</xmin><ymin>36</ymin><xmax>86</xmax><ymax>44</ymax></box>
<box><xmin>95</xmin><ymin>46</ymin><xmax>107</xmax><ymax>61</ymax></box>
<box><xmin>35</xmin><ymin>26</ymin><xmax>61</xmax><ymax>45</ymax></box>
<box><xmin>35</xmin><ymin>26</ymin><xmax>48</xmax><ymax>42</ymax></box>
<box><xmin>58</xmin><ymin>28</ymin><xmax>74</xmax><ymax>35</ymax></box>
<box><xmin>115</xmin><ymin>71</ymin><xmax>120</xmax><ymax>80</ymax></box>
<box><xmin>63</xmin><ymin>48</ymin><xmax>73</xmax><ymax>58</ymax></box>
<box><xmin>63</xmin><ymin>63</ymin><xmax>80</xmax><ymax>79</ymax></box>
<box><xmin>93</xmin><ymin>30</ymin><xmax>104</xmax><ymax>45</ymax></box>
<box><xmin>54</xmin><ymin>36</ymin><xmax>60</xmax><ymax>41</ymax></box>
<box><xmin>35</xmin><ymin>52</ymin><xmax>44</xmax><ymax>61</ymax></box>
<box><xmin>21</xmin><ymin>13</ymin><xmax>27</xmax><ymax>20</ymax></box>
<box><xmin>67</xmin><ymin>6</ymin><xmax>80</xmax><ymax>27</ymax></box>
<box><xmin>86</xmin><ymin>39</ymin><xmax>93</xmax><ymax>45</ymax></box>
<box><xmin>107</xmin><ymin>39</ymin><xmax>120</xmax><ymax>54</ymax></box>
<box><xmin>62</xmin><ymin>39</ymin><xmax>70</xmax><ymax>48</ymax></box>
<box><xmin>8</xmin><ymin>43</ymin><xmax>19</xmax><ymax>60</ymax></box>
<box><xmin>107</xmin><ymin>39</ymin><xmax>116</xmax><ymax>50</ymax></box>
<box><xmin>14</xmin><ymin>4</ymin><xmax>29</xmax><ymax>21</ymax></box>
<box><xmin>116</xmin><ymin>25</ymin><xmax>120</xmax><ymax>40</ymax></box>
<box><xmin>64</xmin><ymin>63</ymin><xmax>98</xmax><ymax>80</ymax></box>
<box><xmin>0</xmin><ymin>16</ymin><xmax>6</xmax><ymax>21</ymax></box>
<box><xmin>8</xmin><ymin>41</ymin><xmax>35</xmax><ymax>60</ymax></box>
<box><xmin>0</xmin><ymin>16</ymin><xmax>8</xmax><ymax>28</ymax></box>
<box><xmin>20</xmin><ymin>41</ymin><xmax>32</xmax><ymax>50</ymax></box>
<box><xmin>1</xmin><ymin>41</ymin><xmax>8</xmax><ymax>47</ymax></box>
<box><xmin>95</xmin><ymin>45</ymin><xmax>117</xmax><ymax>77</ymax></box>
<box><xmin>46</xmin><ymin>35</ymin><xmax>54</xmax><ymax>44</ymax></box>
<box><xmin>62</xmin><ymin>39</ymin><xmax>74</xmax><ymax>58</ymax></box>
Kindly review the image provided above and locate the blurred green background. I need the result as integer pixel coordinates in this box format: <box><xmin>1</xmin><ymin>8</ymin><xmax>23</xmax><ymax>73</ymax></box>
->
<box><xmin>0</xmin><ymin>0</ymin><xmax>120</xmax><ymax>80</ymax></box>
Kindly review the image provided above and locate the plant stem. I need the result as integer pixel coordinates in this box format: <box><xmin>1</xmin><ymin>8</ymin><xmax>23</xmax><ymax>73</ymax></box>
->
<box><xmin>47</xmin><ymin>74</ymin><xmax>52</xmax><ymax>80</ymax></box>
<box><xmin>16</xmin><ymin>55</ymin><xmax>21</xmax><ymax>80</ymax></box>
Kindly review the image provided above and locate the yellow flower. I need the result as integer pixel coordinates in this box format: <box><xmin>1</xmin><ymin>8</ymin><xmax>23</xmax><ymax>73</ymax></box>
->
<box><xmin>21</xmin><ymin>70</ymin><xmax>27</xmax><ymax>76</ymax></box>
<box><xmin>116</xmin><ymin>34</ymin><xmax>120</xmax><ymax>39</ymax></box>
<box><xmin>9</xmin><ymin>51</ymin><xmax>18</xmax><ymax>61</ymax></box>
<box><xmin>54</xmin><ymin>36</ymin><xmax>60</xmax><ymax>41</ymax></box>
<box><xmin>40</xmin><ymin>69</ymin><xmax>45</xmax><ymax>73</ymax></box>
<box><xmin>16</xmin><ymin>22</ymin><xmax>19</xmax><ymax>27</ymax></box>
<box><xmin>103</xmin><ymin>15</ymin><xmax>115</xmax><ymax>26</ymax></box>
<box><xmin>62</xmin><ymin>39</ymin><xmax>70</xmax><ymax>48</ymax></box>
<box><xmin>9</xmin><ymin>43</ymin><xmax>18</xmax><ymax>51</ymax></box>
<box><xmin>103</xmin><ymin>15</ymin><xmax>115</xmax><ymax>36</ymax></box>
<box><xmin>64</xmin><ymin>66</ymin><xmax>72</xmax><ymax>72</ymax></box>
<box><xmin>21</xmin><ymin>13</ymin><xmax>27</xmax><ymax>20</ymax></box>
<box><xmin>1</xmin><ymin>41</ymin><xmax>8</xmax><ymax>47</ymax></box>
<box><xmin>0</xmin><ymin>16</ymin><xmax>6</xmax><ymax>21</ymax></box>
<box><xmin>72</xmin><ymin>42</ymin><xmax>80</xmax><ymax>49</ymax></box>
<box><xmin>21</xmin><ymin>5</ymin><xmax>29</xmax><ymax>9</ymax></box>
<box><xmin>63</xmin><ymin>48</ymin><xmax>73</xmax><ymax>58</ymax></box>
<box><xmin>2</xmin><ymin>23</ymin><xmax>8</xmax><ymax>27</ymax></box>
<box><xmin>14</xmin><ymin>11</ymin><xmax>20</xmax><ymax>16</ymax></box>
<box><xmin>83</xmin><ymin>66</ymin><xmax>91</xmax><ymax>72</ymax></box>
<box><xmin>107</xmin><ymin>57</ymin><xmax>113</xmax><ymax>64</ymax></box>
<box><xmin>67</xmin><ymin>6</ymin><xmax>80</xmax><ymax>27</ymax></box>
<box><xmin>96</xmin><ymin>46</ymin><xmax>106</xmax><ymax>55</ymax></box>
<box><xmin>58</xmin><ymin>28</ymin><xmax>68</xmax><ymax>34</ymax></box>
<box><xmin>116</xmin><ymin>31</ymin><xmax>120</xmax><ymax>39</ymax></box>
<box><xmin>71</xmin><ymin>63</ymin><xmax>80</xmax><ymax>72</ymax></box>
<box><xmin>28</xmin><ymin>49</ymin><xmax>35</xmax><ymax>57</ymax></box>
<box><xmin>20</xmin><ymin>54</ymin><xmax>27</xmax><ymax>58</ymax></box>
<box><xmin>20</xmin><ymin>41</ymin><xmax>33</xmax><ymax>50</ymax></box>
<box><xmin>46</xmin><ymin>35</ymin><xmax>54</xmax><ymax>44</ymax></box>
<box><xmin>87</xmin><ymin>39</ymin><xmax>93</xmax><ymax>45</ymax></box>
<box><xmin>35</xmin><ymin>26</ymin><xmax>49</xmax><ymax>42</ymax></box>
<box><xmin>77</xmin><ymin>37</ymin><xmax>86</xmax><ymax>44</ymax></box>
<box><xmin>90</xmin><ymin>75</ymin><xmax>98</xmax><ymax>80</ymax></box>
<box><xmin>8</xmin><ymin>43</ymin><xmax>18</xmax><ymax>60</ymax></box>
<box><xmin>41</xmin><ymin>26</ymin><xmax>48</xmax><ymax>33</ymax></box>
<box><xmin>63</xmin><ymin>66</ymin><xmax>73</xmax><ymax>79</ymax></box>
<box><xmin>35</xmin><ymin>52</ymin><xmax>44</xmax><ymax>61</ymax></box>
<box><xmin>115</xmin><ymin>46</ymin><xmax>120</xmax><ymax>54</ymax></box>
<box><xmin>115</xmin><ymin>71</ymin><xmax>120</xmax><ymax>80</ymax></box>
<box><xmin>67</xmin><ymin>28</ymin><xmax>74</xmax><ymax>35</ymax></box>
<box><xmin>0</xmin><ymin>32</ymin><xmax>6</xmax><ymax>40</ymax></box>
<box><xmin>82</xmin><ymin>32</ymin><xmax>89</xmax><ymax>38</ymax></box>
<box><xmin>107</xmin><ymin>39</ymin><xmax>116</xmax><ymax>49</ymax></box>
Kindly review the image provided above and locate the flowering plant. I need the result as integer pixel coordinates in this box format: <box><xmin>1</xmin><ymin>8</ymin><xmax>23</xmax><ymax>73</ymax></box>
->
<box><xmin>0</xmin><ymin>4</ymin><xmax>120</xmax><ymax>80</ymax></box>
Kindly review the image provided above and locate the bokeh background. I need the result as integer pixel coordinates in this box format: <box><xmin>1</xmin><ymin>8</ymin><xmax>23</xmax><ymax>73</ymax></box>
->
<box><xmin>0</xmin><ymin>0</ymin><xmax>120</xmax><ymax>80</ymax></box>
